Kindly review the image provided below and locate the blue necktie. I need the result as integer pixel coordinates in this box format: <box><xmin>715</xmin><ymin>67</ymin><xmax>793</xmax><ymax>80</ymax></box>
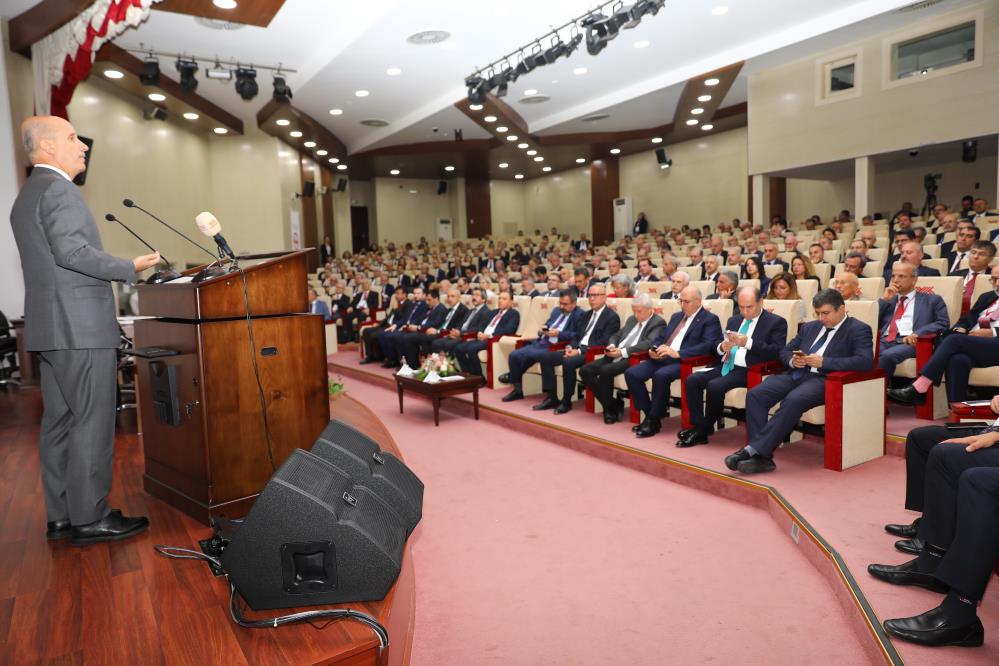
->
<box><xmin>791</xmin><ymin>327</ymin><xmax>833</xmax><ymax>380</ymax></box>
<box><xmin>721</xmin><ymin>318</ymin><xmax>752</xmax><ymax>376</ymax></box>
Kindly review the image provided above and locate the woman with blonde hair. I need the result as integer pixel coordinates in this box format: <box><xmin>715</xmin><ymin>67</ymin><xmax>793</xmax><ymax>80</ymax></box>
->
<box><xmin>790</xmin><ymin>254</ymin><xmax>821</xmax><ymax>284</ymax></box>
<box><xmin>767</xmin><ymin>271</ymin><xmax>805</xmax><ymax>322</ymax></box>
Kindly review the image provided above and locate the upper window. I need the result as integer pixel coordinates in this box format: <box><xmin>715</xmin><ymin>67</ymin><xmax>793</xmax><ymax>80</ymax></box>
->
<box><xmin>891</xmin><ymin>21</ymin><xmax>976</xmax><ymax>80</ymax></box>
<box><xmin>816</xmin><ymin>52</ymin><xmax>862</xmax><ymax>105</ymax></box>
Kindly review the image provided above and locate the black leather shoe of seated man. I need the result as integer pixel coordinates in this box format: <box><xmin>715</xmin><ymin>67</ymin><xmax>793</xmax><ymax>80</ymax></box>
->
<box><xmin>46</xmin><ymin>519</ymin><xmax>72</xmax><ymax>540</ymax></box>
<box><xmin>71</xmin><ymin>509</ymin><xmax>149</xmax><ymax>547</ymax></box>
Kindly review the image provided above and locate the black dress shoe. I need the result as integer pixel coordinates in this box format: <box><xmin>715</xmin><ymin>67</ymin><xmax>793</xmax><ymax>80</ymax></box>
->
<box><xmin>380</xmin><ymin>360</ymin><xmax>397</xmax><ymax>368</ymax></box>
<box><xmin>498</xmin><ymin>373</ymin><xmax>511</xmax><ymax>385</ymax></box>
<box><xmin>533</xmin><ymin>395</ymin><xmax>558</xmax><ymax>411</ymax></box>
<box><xmin>635</xmin><ymin>417</ymin><xmax>661</xmax><ymax>438</ymax></box>
<box><xmin>677</xmin><ymin>427</ymin><xmax>698</xmax><ymax>442</ymax></box>
<box><xmin>867</xmin><ymin>559</ymin><xmax>949</xmax><ymax>593</ymax></box>
<box><xmin>359</xmin><ymin>357</ymin><xmax>376</xmax><ymax>365</ymax></box>
<box><xmin>502</xmin><ymin>388</ymin><xmax>524</xmax><ymax>402</ymax></box>
<box><xmin>724</xmin><ymin>448</ymin><xmax>752</xmax><ymax>471</ymax></box>
<box><xmin>46</xmin><ymin>519</ymin><xmax>71</xmax><ymax>540</ymax></box>
<box><xmin>603</xmin><ymin>410</ymin><xmax>619</xmax><ymax>425</ymax></box>
<box><xmin>737</xmin><ymin>455</ymin><xmax>776</xmax><ymax>474</ymax></box>
<box><xmin>895</xmin><ymin>538</ymin><xmax>924</xmax><ymax>556</ymax></box>
<box><xmin>71</xmin><ymin>510</ymin><xmax>149</xmax><ymax>546</ymax></box>
<box><xmin>887</xmin><ymin>383</ymin><xmax>926</xmax><ymax>406</ymax></box>
<box><xmin>554</xmin><ymin>401</ymin><xmax>572</xmax><ymax>415</ymax></box>
<box><xmin>885</xmin><ymin>517</ymin><xmax>920</xmax><ymax>538</ymax></box>
<box><xmin>884</xmin><ymin>607</ymin><xmax>984</xmax><ymax>647</ymax></box>
<box><xmin>677</xmin><ymin>429</ymin><xmax>709</xmax><ymax>448</ymax></box>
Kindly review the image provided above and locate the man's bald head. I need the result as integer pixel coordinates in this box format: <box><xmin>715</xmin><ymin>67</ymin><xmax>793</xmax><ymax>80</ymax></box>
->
<box><xmin>21</xmin><ymin>115</ymin><xmax>89</xmax><ymax>178</ymax></box>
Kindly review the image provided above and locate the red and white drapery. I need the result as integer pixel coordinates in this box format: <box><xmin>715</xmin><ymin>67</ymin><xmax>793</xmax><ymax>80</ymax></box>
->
<box><xmin>31</xmin><ymin>0</ymin><xmax>162</xmax><ymax>119</ymax></box>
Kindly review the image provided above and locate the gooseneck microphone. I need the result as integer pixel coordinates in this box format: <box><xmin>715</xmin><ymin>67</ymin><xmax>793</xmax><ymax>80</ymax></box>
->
<box><xmin>123</xmin><ymin>198</ymin><xmax>218</xmax><ymax>260</ymax></box>
<box><xmin>105</xmin><ymin>213</ymin><xmax>169</xmax><ymax>263</ymax></box>
<box><xmin>105</xmin><ymin>212</ymin><xmax>181</xmax><ymax>284</ymax></box>
<box><xmin>195</xmin><ymin>211</ymin><xmax>237</xmax><ymax>260</ymax></box>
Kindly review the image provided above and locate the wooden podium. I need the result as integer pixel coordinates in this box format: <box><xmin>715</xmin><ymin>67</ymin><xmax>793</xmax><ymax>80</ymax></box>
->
<box><xmin>133</xmin><ymin>250</ymin><xmax>330</xmax><ymax>524</ymax></box>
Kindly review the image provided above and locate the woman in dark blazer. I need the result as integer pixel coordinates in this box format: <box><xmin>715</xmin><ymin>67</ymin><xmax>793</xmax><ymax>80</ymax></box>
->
<box><xmin>743</xmin><ymin>256</ymin><xmax>769</xmax><ymax>295</ymax></box>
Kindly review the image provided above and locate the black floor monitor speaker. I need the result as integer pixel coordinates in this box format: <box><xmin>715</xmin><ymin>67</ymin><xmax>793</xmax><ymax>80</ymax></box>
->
<box><xmin>220</xmin><ymin>449</ymin><xmax>408</xmax><ymax>610</ymax></box>
<box><xmin>310</xmin><ymin>419</ymin><xmax>424</xmax><ymax>534</ymax></box>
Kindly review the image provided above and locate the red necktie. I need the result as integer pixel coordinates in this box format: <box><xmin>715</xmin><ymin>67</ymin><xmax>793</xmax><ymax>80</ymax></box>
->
<box><xmin>961</xmin><ymin>273</ymin><xmax>978</xmax><ymax>315</ymax></box>
<box><xmin>664</xmin><ymin>315</ymin><xmax>689</xmax><ymax>347</ymax></box>
<box><xmin>884</xmin><ymin>296</ymin><xmax>908</xmax><ymax>343</ymax></box>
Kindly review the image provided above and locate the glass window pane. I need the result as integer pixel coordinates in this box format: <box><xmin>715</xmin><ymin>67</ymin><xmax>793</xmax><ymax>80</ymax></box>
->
<box><xmin>894</xmin><ymin>21</ymin><xmax>975</xmax><ymax>80</ymax></box>
<box><xmin>830</xmin><ymin>64</ymin><xmax>855</xmax><ymax>91</ymax></box>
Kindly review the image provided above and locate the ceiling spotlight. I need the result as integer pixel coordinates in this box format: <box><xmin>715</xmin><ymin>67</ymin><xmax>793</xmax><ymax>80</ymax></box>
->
<box><xmin>329</xmin><ymin>108</ymin><xmax>343</xmax><ymax>115</ymax></box>
<box><xmin>148</xmin><ymin>93</ymin><xmax>166</xmax><ymax>102</ymax></box>
<box><xmin>518</xmin><ymin>143</ymin><xmax>529</xmax><ymax>149</ymax></box>
<box><xmin>697</xmin><ymin>94</ymin><xmax>712</xmax><ymax>102</ymax></box>
<box><xmin>499</xmin><ymin>162</ymin><xmax>509</xmax><ymax>168</ymax></box>
<box><xmin>701</xmin><ymin>124</ymin><xmax>714</xmax><ymax>131</ymax></box>
<box><xmin>495</xmin><ymin>125</ymin><xmax>508</xmax><ymax>132</ymax></box>
<box><xmin>444</xmin><ymin>165</ymin><xmax>455</xmax><ymax>171</ymax></box>
<box><xmin>304</xmin><ymin>141</ymin><xmax>316</xmax><ymax>147</ymax></box>
<box><xmin>213</xmin><ymin>127</ymin><xmax>228</xmax><ymax>134</ymax></box>
<box><xmin>691</xmin><ymin>107</ymin><xmax>704</xmax><ymax>115</ymax></box>
<box><xmin>273</xmin><ymin>75</ymin><xmax>292</xmax><ymax>103</ymax></box>
<box><xmin>705</xmin><ymin>78</ymin><xmax>720</xmax><ymax>86</ymax></box>
<box><xmin>469</xmin><ymin>104</ymin><xmax>483</xmax><ymax>111</ymax></box>
<box><xmin>234</xmin><ymin>67</ymin><xmax>258</xmax><ymax>100</ymax></box>
<box><xmin>506</xmin><ymin>135</ymin><xmax>518</xmax><ymax>141</ymax></box>
<box><xmin>465</xmin><ymin>74</ymin><xmax>488</xmax><ymax>105</ymax></box>
<box><xmin>276</xmin><ymin>119</ymin><xmax>290</xmax><ymax>126</ymax></box>
<box><xmin>289</xmin><ymin>130</ymin><xmax>303</xmax><ymax>137</ymax></box>
<box><xmin>175</xmin><ymin>58</ymin><xmax>199</xmax><ymax>92</ymax></box>
<box><xmin>103</xmin><ymin>69</ymin><xmax>124</xmax><ymax>79</ymax></box>
<box><xmin>660</xmin><ymin>160</ymin><xmax>672</xmax><ymax>170</ymax></box>
<box><xmin>685</xmin><ymin>119</ymin><xmax>699</xmax><ymax>126</ymax></box>
<box><xmin>484</xmin><ymin>115</ymin><xmax>497</xmax><ymax>122</ymax></box>
<box><xmin>651</xmin><ymin>137</ymin><xmax>663</xmax><ymax>144</ymax></box>
<box><xmin>336</xmin><ymin>164</ymin><xmax>347</xmax><ymax>170</ymax></box>
<box><xmin>575</xmin><ymin>157</ymin><xmax>586</xmax><ymax>163</ymax></box>
<box><xmin>573</xmin><ymin>67</ymin><xmax>588</xmax><ymax>75</ymax></box>
<box><xmin>386</xmin><ymin>67</ymin><xmax>402</xmax><ymax>76</ymax></box>
<box><xmin>634</xmin><ymin>40</ymin><xmax>650</xmax><ymax>48</ymax></box>
<box><xmin>533</xmin><ymin>156</ymin><xmax>544</xmax><ymax>162</ymax></box>
<box><xmin>206</xmin><ymin>63</ymin><xmax>232</xmax><ymax>80</ymax></box>
<box><xmin>514</xmin><ymin>174</ymin><xmax>524</xmax><ymax>179</ymax></box>
<box><xmin>390</xmin><ymin>169</ymin><xmax>400</xmax><ymax>175</ymax></box>
<box><xmin>139</xmin><ymin>57</ymin><xmax>160</xmax><ymax>85</ymax></box>
<box><xmin>183</xmin><ymin>112</ymin><xmax>199</xmax><ymax>120</ymax></box>
<box><xmin>328</xmin><ymin>157</ymin><xmax>340</xmax><ymax>163</ymax></box>
<box><xmin>526</xmin><ymin>149</ymin><xmax>537</xmax><ymax>155</ymax></box>
<box><xmin>316</xmin><ymin>149</ymin><xmax>328</xmax><ymax>156</ymax></box>
<box><xmin>712</xmin><ymin>6</ymin><xmax>729</xmax><ymax>16</ymax></box>
<box><xmin>355</xmin><ymin>90</ymin><xmax>369</xmax><ymax>97</ymax></box>
<box><xmin>542</xmin><ymin>166</ymin><xmax>552</xmax><ymax>172</ymax></box>
<box><xmin>609</xmin><ymin>148</ymin><xmax>621</xmax><ymax>154</ymax></box>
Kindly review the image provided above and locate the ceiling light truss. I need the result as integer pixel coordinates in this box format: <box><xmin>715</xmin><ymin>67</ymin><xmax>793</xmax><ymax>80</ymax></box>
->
<box><xmin>464</xmin><ymin>0</ymin><xmax>665</xmax><ymax>101</ymax></box>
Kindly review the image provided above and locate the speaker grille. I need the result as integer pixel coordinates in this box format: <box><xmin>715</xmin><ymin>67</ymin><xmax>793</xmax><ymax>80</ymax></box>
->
<box><xmin>277</xmin><ymin>450</ymin><xmax>353</xmax><ymax>513</ymax></box>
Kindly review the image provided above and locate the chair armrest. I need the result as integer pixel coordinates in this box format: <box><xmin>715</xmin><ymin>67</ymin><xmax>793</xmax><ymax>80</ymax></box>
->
<box><xmin>628</xmin><ymin>350</ymin><xmax>649</xmax><ymax>367</ymax></box>
<box><xmin>747</xmin><ymin>360</ymin><xmax>785</xmax><ymax>387</ymax></box>
<box><xmin>548</xmin><ymin>341</ymin><xmax>571</xmax><ymax>351</ymax></box>
<box><xmin>460</xmin><ymin>332</ymin><xmax>479</xmax><ymax>340</ymax></box>
<box><xmin>825</xmin><ymin>369</ymin><xmax>886</xmax><ymax>385</ymax></box>
<box><xmin>915</xmin><ymin>333</ymin><xmax>937</xmax><ymax>368</ymax></box>
<box><xmin>680</xmin><ymin>354</ymin><xmax>714</xmax><ymax>369</ymax></box>
<box><xmin>585</xmin><ymin>345</ymin><xmax>606</xmax><ymax>362</ymax></box>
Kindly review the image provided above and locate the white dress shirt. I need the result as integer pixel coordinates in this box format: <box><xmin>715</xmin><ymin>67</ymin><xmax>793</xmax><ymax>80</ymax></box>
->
<box><xmin>717</xmin><ymin>316</ymin><xmax>759</xmax><ymax>368</ymax></box>
<box><xmin>35</xmin><ymin>163</ymin><xmax>72</xmax><ymax>181</ymax></box>
<box><xmin>579</xmin><ymin>306</ymin><xmax>605</xmax><ymax>347</ymax></box>
<box><xmin>669</xmin><ymin>307</ymin><xmax>701</xmax><ymax>352</ymax></box>
<box><xmin>893</xmin><ymin>292</ymin><xmax>915</xmax><ymax>337</ymax></box>
<box><xmin>804</xmin><ymin>317</ymin><xmax>847</xmax><ymax>373</ymax></box>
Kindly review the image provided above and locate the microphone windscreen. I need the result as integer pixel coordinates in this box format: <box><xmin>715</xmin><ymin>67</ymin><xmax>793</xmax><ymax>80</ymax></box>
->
<box><xmin>123</xmin><ymin>199</ymin><xmax>134</xmax><ymax>207</ymax></box>
<box><xmin>195</xmin><ymin>211</ymin><xmax>221</xmax><ymax>237</ymax></box>
<box><xmin>105</xmin><ymin>213</ymin><xmax>115</xmax><ymax>221</ymax></box>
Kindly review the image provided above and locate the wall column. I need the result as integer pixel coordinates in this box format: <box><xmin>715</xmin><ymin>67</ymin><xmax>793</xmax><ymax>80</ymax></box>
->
<box><xmin>0</xmin><ymin>36</ymin><xmax>25</xmax><ymax>319</ymax></box>
<box><xmin>590</xmin><ymin>157</ymin><xmax>619</xmax><ymax>244</ymax></box>
<box><xmin>751</xmin><ymin>174</ymin><xmax>769</xmax><ymax>227</ymax></box>
<box><xmin>854</xmin><ymin>156</ymin><xmax>875</xmax><ymax>219</ymax></box>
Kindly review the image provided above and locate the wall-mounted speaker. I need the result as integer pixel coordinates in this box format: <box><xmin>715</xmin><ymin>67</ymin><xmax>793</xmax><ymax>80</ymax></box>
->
<box><xmin>655</xmin><ymin>147</ymin><xmax>672</xmax><ymax>170</ymax></box>
<box><xmin>302</xmin><ymin>181</ymin><xmax>316</xmax><ymax>198</ymax></box>
<box><xmin>437</xmin><ymin>180</ymin><xmax>448</xmax><ymax>195</ymax></box>
<box><xmin>962</xmin><ymin>140</ymin><xmax>978</xmax><ymax>163</ymax></box>
<box><xmin>336</xmin><ymin>178</ymin><xmax>348</xmax><ymax>192</ymax></box>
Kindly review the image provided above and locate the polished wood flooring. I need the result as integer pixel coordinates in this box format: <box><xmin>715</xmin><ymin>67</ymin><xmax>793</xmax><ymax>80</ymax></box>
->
<box><xmin>0</xmin><ymin>387</ymin><xmax>411</xmax><ymax>665</ymax></box>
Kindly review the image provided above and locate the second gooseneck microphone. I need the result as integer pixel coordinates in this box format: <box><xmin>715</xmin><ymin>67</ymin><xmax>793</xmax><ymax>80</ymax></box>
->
<box><xmin>123</xmin><ymin>198</ymin><xmax>218</xmax><ymax>260</ymax></box>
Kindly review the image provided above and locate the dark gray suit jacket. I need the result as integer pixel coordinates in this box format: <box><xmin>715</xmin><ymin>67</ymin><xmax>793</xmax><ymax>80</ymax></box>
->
<box><xmin>10</xmin><ymin>167</ymin><xmax>134</xmax><ymax>351</ymax></box>
<box><xmin>609</xmin><ymin>313</ymin><xmax>666</xmax><ymax>357</ymax></box>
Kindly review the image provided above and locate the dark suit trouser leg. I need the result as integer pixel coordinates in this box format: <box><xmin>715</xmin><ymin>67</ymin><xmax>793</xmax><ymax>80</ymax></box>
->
<box><xmin>431</xmin><ymin>338</ymin><xmax>460</xmax><ymax>354</ymax></box>
<box><xmin>686</xmin><ymin>366</ymin><xmax>747</xmax><ymax>429</ymax></box>
<box><xmin>398</xmin><ymin>333</ymin><xmax>424</xmax><ymax>368</ymax></box>
<box><xmin>380</xmin><ymin>331</ymin><xmax>407</xmax><ymax>364</ymax></box>
<box><xmin>649</xmin><ymin>362</ymin><xmax>681</xmax><ymax>418</ymax></box>
<box><xmin>508</xmin><ymin>346</ymin><xmax>547</xmax><ymax>385</ymax></box>
<box><xmin>624</xmin><ymin>360</ymin><xmax>658</xmax><ymax>413</ymax></box>
<box><xmin>537</xmin><ymin>350</ymin><xmax>566</xmax><ymax>396</ymax></box>
<box><xmin>363</xmin><ymin>325</ymin><xmax>386</xmax><ymax>359</ymax></box>
<box><xmin>455</xmin><ymin>341</ymin><xmax>487</xmax><ymax>376</ymax></box>
<box><xmin>904</xmin><ymin>426</ymin><xmax>950</xmax><ymax>512</ymax></box>
<box><xmin>579</xmin><ymin>356</ymin><xmax>628</xmax><ymax>409</ymax></box>
<box><xmin>932</xmin><ymin>468</ymin><xmax>999</xmax><ymax>601</ymax></box>
<box><xmin>39</xmin><ymin>349</ymin><xmax>117</xmax><ymax>525</ymax></box>
<box><xmin>877</xmin><ymin>341</ymin><xmax>914</xmax><ymax>379</ymax></box>
<box><xmin>920</xmin><ymin>336</ymin><xmax>999</xmax><ymax>399</ymax></box>
<box><xmin>746</xmin><ymin>374</ymin><xmax>825</xmax><ymax>457</ymax></box>
<box><xmin>560</xmin><ymin>353</ymin><xmax>588</xmax><ymax>402</ymax></box>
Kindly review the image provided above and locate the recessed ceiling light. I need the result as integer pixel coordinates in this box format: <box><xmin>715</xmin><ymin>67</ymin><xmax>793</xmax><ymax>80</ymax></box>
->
<box><xmin>575</xmin><ymin>157</ymin><xmax>586</xmax><ymax>163</ymax></box>
<box><xmin>542</xmin><ymin>166</ymin><xmax>552</xmax><ymax>172</ymax></box>
<box><xmin>328</xmin><ymin>157</ymin><xmax>340</xmax><ymax>164</ymax></box>
<box><xmin>685</xmin><ymin>119</ymin><xmax>699</xmax><ymax>126</ymax></box>
<box><xmin>610</xmin><ymin>148</ymin><xmax>621</xmax><ymax>154</ymax></box>
<box><xmin>484</xmin><ymin>115</ymin><xmax>497</xmax><ymax>122</ymax></box>
<box><xmin>712</xmin><ymin>6</ymin><xmax>729</xmax><ymax>16</ymax></box>
<box><xmin>691</xmin><ymin>107</ymin><xmax>704</xmax><ymax>115</ymax></box>
<box><xmin>183</xmin><ymin>112</ymin><xmax>199</xmax><ymax>120</ymax></box>
<box><xmin>316</xmin><ymin>149</ymin><xmax>328</xmax><ymax>156</ymax></box>
<box><xmin>148</xmin><ymin>93</ymin><xmax>166</xmax><ymax>102</ymax></box>
<box><xmin>213</xmin><ymin>0</ymin><xmax>237</xmax><ymax>8</ymax></box>
<box><xmin>213</xmin><ymin>127</ymin><xmax>228</xmax><ymax>134</ymax></box>
<box><xmin>524</xmin><ymin>88</ymin><xmax>538</xmax><ymax>95</ymax></box>
<box><xmin>337</xmin><ymin>164</ymin><xmax>347</xmax><ymax>170</ymax></box>
<box><xmin>573</xmin><ymin>67</ymin><xmax>588</xmax><ymax>75</ymax></box>
<box><xmin>518</xmin><ymin>143</ymin><xmax>529</xmax><ymax>149</ymax></box>
<box><xmin>495</xmin><ymin>125</ymin><xmax>508</xmax><ymax>132</ymax></box>
<box><xmin>701</xmin><ymin>124</ymin><xmax>714</xmax><ymax>131</ymax></box>
<box><xmin>651</xmin><ymin>137</ymin><xmax>663</xmax><ymax>144</ymax></box>
<box><xmin>499</xmin><ymin>162</ymin><xmax>509</xmax><ymax>168</ymax></box>
<box><xmin>697</xmin><ymin>94</ymin><xmax>712</xmax><ymax>102</ymax></box>
<box><xmin>355</xmin><ymin>90</ymin><xmax>369</xmax><ymax>97</ymax></box>
<box><xmin>289</xmin><ymin>130</ymin><xmax>303</xmax><ymax>137</ymax></box>
<box><xmin>329</xmin><ymin>109</ymin><xmax>343</xmax><ymax>116</ymax></box>
<box><xmin>386</xmin><ymin>67</ymin><xmax>402</xmax><ymax>76</ymax></box>
<box><xmin>506</xmin><ymin>135</ymin><xmax>518</xmax><ymax>141</ymax></box>
<box><xmin>390</xmin><ymin>169</ymin><xmax>400</xmax><ymax>175</ymax></box>
<box><xmin>407</xmin><ymin>30</ymin><xmax>451</xmax><ymax>45</ymax></box>
<box><xmin>469</xmin><ymin>104</ymin><xmax>483</xmax><ymax>111</ymax></box>
<box><xmin>514</xmin><ymin>174</ymin><xmax>524</xmax><ymax>179</ymax></box>
<box><xmin>276</xmin><ymin>119</ymin><xmax>290</xmax><ymax>125</ymax></box>
<box><xmin>526</xmin><ymin>149</ymin><xmax>537</xmax><ymax>156</ymax></box>
<box><xmin>103</xmin><ymin>69</ymin><xmax>124</xmax><ymax>79</ymax></box>
<box><xmin>444</xmin><ymin>165</ymin><xmax>455</xmax><ymax>172</ymax></box>
<box><xmin>705</xmin><ymin>78</ymin><xmax>720</xmax><ymax>86</ymax></box>
<box><xmin>409</xmin><ymin>189</ymin><xmax>418</xmax><ymax>194</ymax></box>
<box><xmin>304</xmin><ymin>140</ymin><xmax>316</xmax><ymax>147</ymax></box>
<box><xmin>634</xmin><ymin>40</ymin><xmax>650</xmax><ymax>48</ymax></box>
<box><xmin>533</xmin><ymin>156</ymin><xmax>544</xmax><ymax>162</ymax></box>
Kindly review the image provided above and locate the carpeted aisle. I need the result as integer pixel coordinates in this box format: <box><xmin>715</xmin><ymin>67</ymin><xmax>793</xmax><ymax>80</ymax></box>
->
<box><xmin>344</xmin><ymin>380</ymin><xmax>873</xmax><ymax>664</ymax></box>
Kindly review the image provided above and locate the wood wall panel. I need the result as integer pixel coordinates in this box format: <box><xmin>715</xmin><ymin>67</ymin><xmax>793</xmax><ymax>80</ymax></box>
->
<box><xmin>590</xmin><ymin>158</ymin><xmax>619</xmax><ymax>245</ymax></box>
<box><xmin>465</xmin><ymin>177</ymin><xmax>492</xmax><ymax>239</ymax></box>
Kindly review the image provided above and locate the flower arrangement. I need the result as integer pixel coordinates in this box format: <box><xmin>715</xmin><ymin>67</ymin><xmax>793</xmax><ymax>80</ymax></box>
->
<box><xmin>413</xmin><ymin>352</ymin><xmax>459</xmax><ymax>382</ymax></box>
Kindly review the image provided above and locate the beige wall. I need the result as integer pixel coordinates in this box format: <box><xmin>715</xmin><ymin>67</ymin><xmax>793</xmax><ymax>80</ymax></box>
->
<box><xmin>873</xmin><ymin>154</ymin><xmax>999</xmax><ymax>215</ymax></box>
<box><xmin>749</xmin><ymin>2</ymin><xmax>999</xmax><ymax>175</ymax></box>
<box><xmin>489</xmin><ymin>179</ymin><xmax>526</xmax><ymax>234</ymax></box>
<box><xmin>620</xmin><ymin>126</ymin><xmax>749</xmax><ymax>228</ymax></box>
<box><xmin>523</xmin><ymin>168</ymin><xmax>592</xmax><ymax>238</ymax></box>
<box><xmin>370</xmin><ymin>177</ymin><xmax>463</xmax><ymax>244</ymax></box>
<box><xmin>786</xmin><ymin>177</ymin><xmax>855</xmax><ymax>222</ymax></box>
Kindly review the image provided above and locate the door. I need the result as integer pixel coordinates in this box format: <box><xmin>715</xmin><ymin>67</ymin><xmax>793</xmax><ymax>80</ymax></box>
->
<box><xmin>350</xmin><ymin>206</ymin><xmax>369</xmax><ymax>253</ymax></box>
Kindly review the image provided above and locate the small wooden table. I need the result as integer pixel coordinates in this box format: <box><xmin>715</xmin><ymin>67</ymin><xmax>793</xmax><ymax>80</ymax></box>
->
<box><xmin>395</xmin><ymin>373</ymin><xmax>485</xmax><ymax>426</ymax></box>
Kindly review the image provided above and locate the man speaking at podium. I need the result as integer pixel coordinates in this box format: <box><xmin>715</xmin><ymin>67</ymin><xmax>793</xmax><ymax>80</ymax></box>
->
<box><xmin>10</xmin><ymin>116</ymin><xmax>160</xmax><ymax>546</ymax></box>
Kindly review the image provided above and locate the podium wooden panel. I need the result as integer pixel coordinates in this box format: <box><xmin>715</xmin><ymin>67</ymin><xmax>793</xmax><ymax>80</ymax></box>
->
<box><xmin>134</xmin><ymin>250</ymin><xmax>330</xmax><ymax>524</ymax></box>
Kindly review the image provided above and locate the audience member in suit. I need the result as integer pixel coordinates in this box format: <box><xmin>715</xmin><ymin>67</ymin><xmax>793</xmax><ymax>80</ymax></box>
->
<box><xmin>540</xmin><ymin>274</ymin><xmax>562</xmax><ymax>297</ymax></box>
<box><xmin>706</xmin><ymin>271</ymin><xmax>739</xmax><ymax>301</ymax></box>
<box><xmin>726</xmin><ymin>289</ymin><xmax>873</xmax><ymax>474</ymax></box>
<box><xmin>579</xmin><ymin>294</ymin><xmax>666</xmax><ymax>424</ymax></box>
<box><xmin>454</xmin><ymin>291</ymin><xmax>520</xmax><ymax>378</ymax></box>
<box><xmin>889</xmin><ymin>265</ymin><xmax>999</xmax><ymax>405</ymax></box>
<box><xmin>679</xmin><ymin>286</ymin><xmax>788</xmax><ymax>446</ymax></box>
<box><xmin>319</xmin><ymin>236</ymin><xmax>334</xmax><ymax>266</ymax></box>
<box><xmin>361</xmin><ymin>288</ymin><xmax>411</xmax><ymax>364</ymax></box>
<box><xmin>687</xmin><ymin>247</ymin><xmax>705</xmax><ymax>272</ymax></box>
<box><xmin>308</xmin><ymin>287</ymin><xmax>332</xmax><ymax>322</ymax></box>
<box><xmin>345</xmin><ymin>278</ymin><xmax>381</xmax><ymax>342</ymax></box>
<box><xmin>501</xmin><ymin>290</ymin><xmax>584</xmax><ymax>402</ymax></box>
<box><xmin>660</xmin><ymin>271</ymin><xmax>689</xmax><ymax>300</ymax></box>
<box><xmin>399</xmin><ymin>288</ymin><xmax>466</xmax><ymax>368</ymax></box>
<box><xmin>11</xmin><ymin>115</ymin><xmax>158</xmax><ymax>543</ymax></box>
<box><xmin>377</xmin><ymin>286</ymin><xmax>427</xmax><ymax>368</ymax></box>
<box><xmin>541</xmin><ymin>284</ymin><xmax>621</xmax><ymax>414</ymax></box>
<box><xmin>969</xmin><ymin>197</ymin><xmax>998</xmax><ymax>224</ymax></box>
<box><xmin>519</xmin><ymin>277</ymin><xmax>541</xmax><ymax>297</ymax></box>
<box><xmin>568</xmin><ymin>268</ymin><xmax>598</xmax><ymax>299</ymax></box>
<box><xmin>375</xmin><ymin>275</ymin><xmax>395</xmax><ymax>301</ymax></box>
<box><xmin>869</xmin><ymin>409</ymin><xmax>999</xmax><ymax>648</ymax></box>
<box><xmin>634</xmin><ymin>258</ymin><xmax>660</xmax><ymax>283</ymax></box>
<box><xmin>573</xmin><ymin>234</ymin><xmax>592</xmax><ymax>252</ymax></box>
<box><xmin>943</xmin><ymin>223</ymin><xmax>980</xmax><ymax>275</ymax></box>
<box><xmin>702</xmin><ymin>255</ymin><xmax>721</xmax><ymax>283</ymax></box>
<box><xmin>633</xmin><ymin>212</ymin><xmax>649</xmax><ymax>236</ymax></box>
<box><xmin>625</xmin><ymin>287</ymin><xmax>723</xmax><ymax>438</ymax></box>
<box><xmin>883</xmin><ymin>240</ymin><xmax>940</xmax><ymax>283</ymax></box>
<box><xmin>742</xmin><ymin>256</ymin><xmax>769</xmax><ymax>296</ymax></box>
<box><xmin>842</xmin><ymin>252</ymin><xmax>867</xmax><ymax>278</ymax></box>
<box><xmin>877</xmin><ymin>262</ymin><xmax>950</xmax><ymax>379</ymax></box>
<box><xmin>951</xmin><ymin>241</ymin><xmax>996</xmax><ymax>315</ymax></box>
<box><xmin>834</xmin><ymin>272</ymin><xmax>863</xmax><ymax>302</ymax></box>
<box><xmin>709</xmin><ymin>238</ymin><xmax>729</xmax><ymax>265</ymax></box>
<box><xmin>761</xmin><ymin>243</ymin><xmax>789</xmax><ymax>271</ymax></box>
<box><xmin>431</xmin><ymin>287</ymin><xmax>491</xmax><ymax>356</ymax></box>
